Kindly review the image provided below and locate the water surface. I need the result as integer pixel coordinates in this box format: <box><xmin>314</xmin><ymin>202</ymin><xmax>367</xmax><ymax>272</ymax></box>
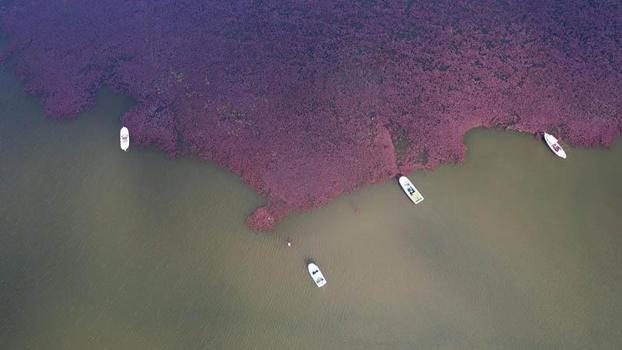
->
<box><xmin>1</xmin><ymin>67</ymin><xmax>621</xmax><ymax>349</ymax></box>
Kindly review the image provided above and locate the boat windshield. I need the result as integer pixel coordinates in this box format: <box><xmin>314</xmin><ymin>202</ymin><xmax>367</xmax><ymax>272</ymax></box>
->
<box><xmin>553</xmin><ymin>144</ymin><xmax>560</xmax><ymax>151</ymax></box>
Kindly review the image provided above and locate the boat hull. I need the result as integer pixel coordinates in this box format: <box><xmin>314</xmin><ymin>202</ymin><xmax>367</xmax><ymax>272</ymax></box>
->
<box><xmin>120</xmin><ymin>127</ymin><xmax>130</xmax><ymax>152</ymax></box>
<box><xmin>544</xmin><ymin>133</ymin><xmax>566</xmax><ymax>159</ymax></box>
<box><xmin>398</xmin><ymin>176</ymin><xmax>424</xmax><ymax>204</ymax></box>
<box><xmin>307</xmin><ymin>262</ymin><xmax>326</xmax><ymax>288</ymax></box>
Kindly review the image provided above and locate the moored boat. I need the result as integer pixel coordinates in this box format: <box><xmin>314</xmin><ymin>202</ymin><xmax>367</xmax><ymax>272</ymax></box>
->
<box><xmin>307</xmin><ymin>262</ymin><xmax>326</xmax><ymax>288</ymax></box>
<box><xmin>398</xmin><ymin>176</ymin><xmax>424</xmax><ymax>204</ymax></box>
<box><xmin>544</xmin><ymin>132</ymin><xmax>566</xmax><ymax>159</ymax></box>
<box><xmin>120</xmin><ymin>127</ymin><xmax>130</xmax><ymax>152</ymax></box>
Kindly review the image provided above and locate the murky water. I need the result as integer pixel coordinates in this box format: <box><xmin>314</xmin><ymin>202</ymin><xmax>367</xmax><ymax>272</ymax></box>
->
<box><xmin>1</xmin><ymin>65</ymin><xmax>621</xmax><ymax>349</ymax></box>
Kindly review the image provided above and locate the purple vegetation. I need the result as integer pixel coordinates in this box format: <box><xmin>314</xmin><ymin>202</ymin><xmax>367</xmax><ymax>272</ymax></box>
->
<box><xmin>1</xmin><ymin>1</ymin><xmax>620</xmax><ymax>230</ymax></box>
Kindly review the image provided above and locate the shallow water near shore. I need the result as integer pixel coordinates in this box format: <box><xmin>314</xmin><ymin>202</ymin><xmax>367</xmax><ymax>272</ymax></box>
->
<box><xmin>1</xmin><ymin>66</ymin><xmax>622</xmax><ymax>349</ymax></box>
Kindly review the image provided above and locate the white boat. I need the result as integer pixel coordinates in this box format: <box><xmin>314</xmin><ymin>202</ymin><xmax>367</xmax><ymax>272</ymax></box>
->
<box><xmin>120</xmin><ymin>127</ymin><xmax>130</xmax><ymax>152</ymax></box>
<box><xmin>544</xmin><ymin>132</ymin><xmax>566</xmax><ymax>159</ymax></box>
<box><xmin>398</xmin><ymin>176</ymin><xmax>424</xmax><ymax>204</ymax></box>
<box><xmin>307</xmin><ymin>262</ymin><xmax>326</xmax><ymax>288</ymax></box>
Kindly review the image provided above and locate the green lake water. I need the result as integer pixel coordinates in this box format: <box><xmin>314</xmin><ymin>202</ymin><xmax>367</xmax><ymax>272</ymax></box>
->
<box><xmin>1</xmin><ymin>65</ymin><xmax>621</xmax><ymax>349</ymax></box>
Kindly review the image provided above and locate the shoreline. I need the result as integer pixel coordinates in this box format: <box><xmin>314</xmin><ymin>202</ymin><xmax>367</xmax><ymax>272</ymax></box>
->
<box><xmin>1</xmin><ymin>1</ymin><xmax>620</xmax><ymax>230</ymax></box>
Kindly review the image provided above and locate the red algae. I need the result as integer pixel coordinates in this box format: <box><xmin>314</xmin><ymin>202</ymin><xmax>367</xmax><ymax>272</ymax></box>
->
<box><xmin>1</xmin><ymin>1</ymin><xmax>620</xmax><ymax>230</ymax></box>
